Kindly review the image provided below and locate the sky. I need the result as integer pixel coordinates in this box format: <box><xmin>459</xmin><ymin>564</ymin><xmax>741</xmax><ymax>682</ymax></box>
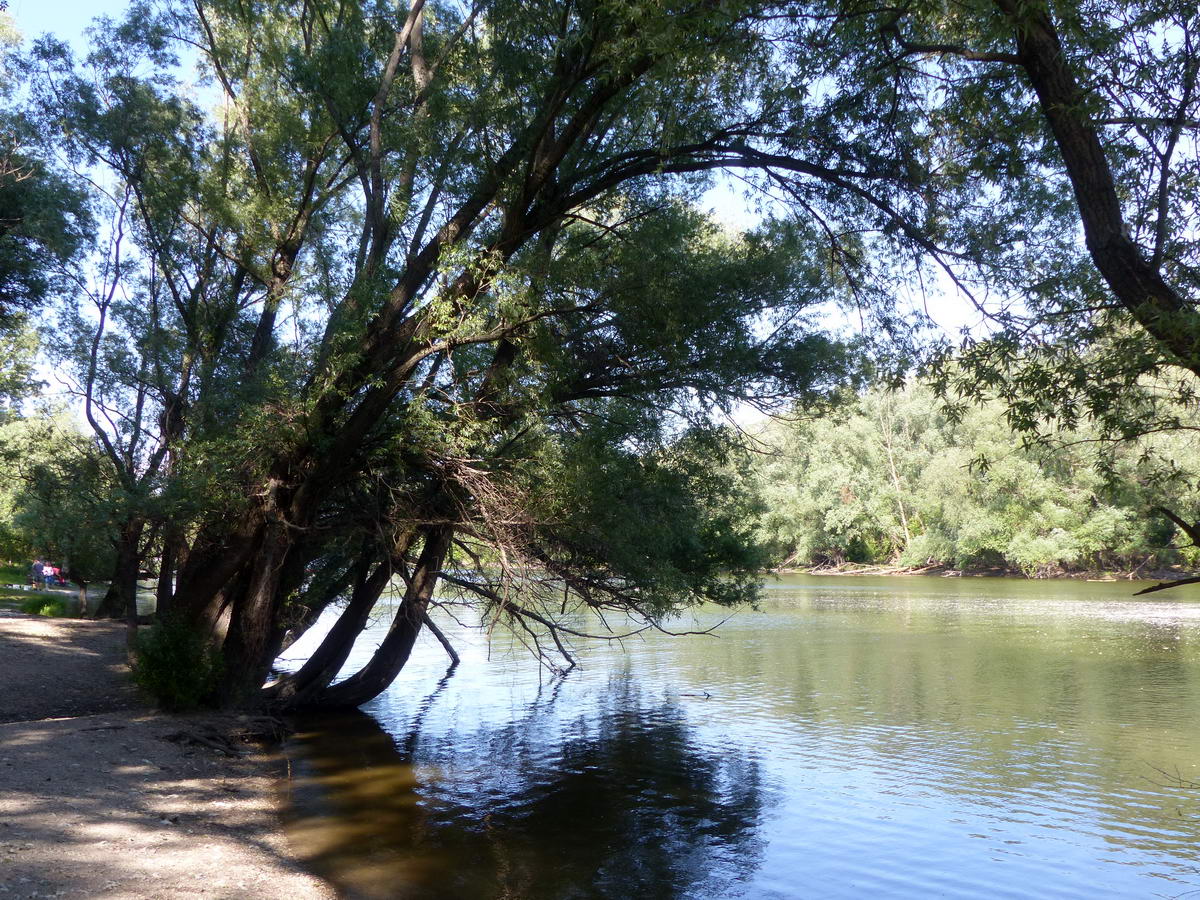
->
<box><xmin>8</xmin><ymin>0</ymin><xmax>130</xmax><ymax>49</ymax></box>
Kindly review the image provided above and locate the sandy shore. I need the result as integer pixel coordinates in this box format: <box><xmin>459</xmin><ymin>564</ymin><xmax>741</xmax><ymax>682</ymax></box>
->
<box><xmin>0</xmin><ymin>611</ymin><xmax>336</xmax><ymax>899</ymax></box>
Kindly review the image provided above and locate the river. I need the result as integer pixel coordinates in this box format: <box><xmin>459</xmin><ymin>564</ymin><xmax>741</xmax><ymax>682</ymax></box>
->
<box><xmin>279</xmin><ymin>575</ymin><xmax>1200</xmax><ymax>898</ymax></box>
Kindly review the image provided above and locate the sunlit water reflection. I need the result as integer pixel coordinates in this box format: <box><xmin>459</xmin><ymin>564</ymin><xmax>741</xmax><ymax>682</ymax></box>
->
<box><xmin>280</xmin><ymin>575</ymin><xmax>1200</xmax><ymax>898</ymax></box>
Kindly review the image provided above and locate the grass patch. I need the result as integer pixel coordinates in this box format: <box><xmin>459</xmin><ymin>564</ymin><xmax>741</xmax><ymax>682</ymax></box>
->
<box><xmin>0</xmin><ymin>563</ymin><xmax>27</xmax><ymax>584</ymax></box>
<box><xmin>0</xmin><ymin>586</ymin><xmax>51</xmax><ymax>606</ymax></box>
<box><xmin>18</xmin><ymin>594</ymin><xmax>75</xmax><ymax>617</ymax></box>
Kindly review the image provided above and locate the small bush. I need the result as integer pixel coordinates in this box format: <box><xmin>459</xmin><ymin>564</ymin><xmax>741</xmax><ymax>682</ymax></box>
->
<box><xmin>19</xmin><ymin>595</ymin><xmax>72</xmax><ymax>617</ymax></box>
<box><xmin>132</xmin><ymin>619</ymin><xmax>223</xmax><ymax>711</ymax></box>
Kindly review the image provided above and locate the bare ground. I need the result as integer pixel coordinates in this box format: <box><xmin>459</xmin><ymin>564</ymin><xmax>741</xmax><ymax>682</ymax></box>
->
<box><xmin>0</xmin><ymin>611</ymin><xmax>336</xmax><ymax>899</ymax></box>
<box><xmin>0</xmin><ymin>612</ymin><xmax>140</xmax><ymax>724</ymax></box>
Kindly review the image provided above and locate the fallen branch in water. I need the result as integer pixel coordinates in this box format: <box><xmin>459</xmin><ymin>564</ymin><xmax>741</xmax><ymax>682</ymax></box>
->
<box><xmin>1133</xmin><ymin>575</ymin><xmax>1200</xmax><ymax>596</ymax></box>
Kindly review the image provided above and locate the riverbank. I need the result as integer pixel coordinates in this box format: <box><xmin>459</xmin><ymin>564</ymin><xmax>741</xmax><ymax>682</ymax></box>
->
<box><xmin>0</xmin><ymin>612</ymin><xmax>335</xmax><ymax>899</ymax></box>
<box><xmin>776</xmin><ymin>561</ymin><xmax>1197</xmax><ymax>581</ymax></box>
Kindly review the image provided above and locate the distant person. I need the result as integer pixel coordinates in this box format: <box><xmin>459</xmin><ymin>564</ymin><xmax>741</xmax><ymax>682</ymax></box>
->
<box><xmin>42</xmin><ymin>562</ymin><xmax>55</xmax><ymax>588</ymax></box>
<box><xmin>30</xmin><ymin>558</ymin><xmax>43</xmax><ymax>589</ymax></box>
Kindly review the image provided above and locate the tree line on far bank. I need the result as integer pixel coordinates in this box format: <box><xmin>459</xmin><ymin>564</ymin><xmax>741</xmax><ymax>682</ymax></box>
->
<box><xmin>753</xmin><ymin>381</ymin><xmax>1200</xmax><ymax>577</ymax></box>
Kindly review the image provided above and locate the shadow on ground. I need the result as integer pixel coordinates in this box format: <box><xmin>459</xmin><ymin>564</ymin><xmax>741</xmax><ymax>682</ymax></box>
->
<box><xmin>0</xmin><ymin>613</ymin><xmax>333</xmax><ymax>899</ymax></box>
<box><xmin>0</xmin><ymin>713</ymin><xmax>329</xmax><ymax>898</ymax></box>
<box><xmin>0</xmin><ymin>614</ymin><xmax>140</xmax><ymax>723</ymax></box>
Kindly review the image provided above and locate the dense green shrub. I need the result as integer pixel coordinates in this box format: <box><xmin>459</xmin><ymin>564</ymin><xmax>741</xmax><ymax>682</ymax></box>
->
<box><xmin>132</xmin><ymin>619</ymin><xmax>223</xmax><ymax>711</ymax></box>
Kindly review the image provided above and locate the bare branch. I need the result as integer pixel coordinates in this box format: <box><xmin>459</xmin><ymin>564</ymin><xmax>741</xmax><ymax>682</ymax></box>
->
<box><xmin>420</xmin><ymin>610</ymin><xmax>460</xmax><ymax>665</ymax></box>
<box><xmin>1134</xmin><ymin>575</ymin><xmax>1200</xmax><ymax>596</ymax></box>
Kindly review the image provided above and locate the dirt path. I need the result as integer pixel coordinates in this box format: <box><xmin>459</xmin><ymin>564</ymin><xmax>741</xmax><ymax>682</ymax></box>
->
<box><xmin>0</xmin><ymin>611</ymin><xmax>139</xmax><ymax>723</ymax></box>
<box><xmin>0</xmin><ymin>612</ymin><xmax>336</xmax><ymax>899</ymax></box>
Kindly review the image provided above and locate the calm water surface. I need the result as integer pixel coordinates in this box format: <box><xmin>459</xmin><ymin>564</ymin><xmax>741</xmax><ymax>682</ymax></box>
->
<box><xmin>280</xmin><ymin>576</ymin><xmax>1200</xmax><ymax>898</ymax></box>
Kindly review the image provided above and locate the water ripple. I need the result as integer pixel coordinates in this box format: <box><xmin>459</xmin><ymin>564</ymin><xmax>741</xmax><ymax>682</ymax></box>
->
<box><xmin>284</xmin><ymin>575</ymin><xmax>1200</xmax><ymax>899</ymax></box>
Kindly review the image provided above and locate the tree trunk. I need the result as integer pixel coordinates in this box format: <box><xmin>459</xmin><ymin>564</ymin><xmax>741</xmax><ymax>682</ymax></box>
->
<box><xmin>155</xmin><ymin>528</ymin><xmax>179</xmax><ymax>620</ymax></box>
<box><xmin>169</xmin><ymin>461</ymin><xmax>340</xmax><ymax>706</ymax></box>
<box><xmin>876</xmin><ymin>397</ymin><xmax>912</xmax><ymax>551</ymax></box>
<box><xmin>308</xmin><ymin>525</ymin><xmax>453</xmax><ymax>709</ymax></box>
<box><xmin>171</xmin><ymin>515</ymin><xmax>264</xmax><ymax>635</ymax></box>
<box><xmin>268</xmin><ymin>556</ymin><xmax>396</xmax><ymax>708</ymax></box>
<box><xmin>93</xmin><ymin>520</ymin><xmax>144</xmax><ymax>620</ymax></box>
<box><xmin>212</xmin><ymin>518</ymin><xmax>308</xmax><ymax>707</ymax></box>
<box><xmin>995</xmin><ymin>0</ymin><xmax>1200</xmax><ymax>377</ymax></box>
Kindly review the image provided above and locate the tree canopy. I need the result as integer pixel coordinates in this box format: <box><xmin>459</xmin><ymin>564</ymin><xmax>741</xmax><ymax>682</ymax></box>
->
<box><xmin>0</xmin><ymin>11</ymin><xmax>91</xmax><ymax>326</ymax></box>
<box><xmin>4</xmin><ymin>0</ymin><xmax>1198</xmax><ymax>708</ymax></box>
<box><xmin>755</xmin><ymin>379</ymin><xmax>1200</xmax><ymax>575</ymax></box>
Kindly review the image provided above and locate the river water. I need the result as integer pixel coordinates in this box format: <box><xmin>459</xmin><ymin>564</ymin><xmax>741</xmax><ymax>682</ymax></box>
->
<box><xmin>279</xmin><ymin>575</ymin><xmax>1200</xmax><ymax>898</ymax></box>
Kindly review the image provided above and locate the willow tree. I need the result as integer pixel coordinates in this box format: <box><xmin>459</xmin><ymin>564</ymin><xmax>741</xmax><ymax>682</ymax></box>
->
<box><xmin>34</xmin><ymin>0</ymin><xmax>1197</xmax><ymax>707</ymax></box>
<box><xmin>25</xmin><ymin>0</ymin><xmax>869</xmax><ymax>706</ymax></box>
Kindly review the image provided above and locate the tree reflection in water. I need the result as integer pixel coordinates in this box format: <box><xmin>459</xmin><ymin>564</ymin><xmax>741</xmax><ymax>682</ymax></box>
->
<box><xmin>285</xmin><ymin>676</ymin><xmax>767</xmax><ymax>899</ymax></box>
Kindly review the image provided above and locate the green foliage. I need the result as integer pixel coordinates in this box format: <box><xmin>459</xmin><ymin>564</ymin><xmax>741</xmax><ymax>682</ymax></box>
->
<box><xmin>756</xmin><ymin>380</ymin><xmax>1200</xmax><ymax>575</ymax></box>
<box><xmin>542</xmin><ymin>425</ymin><xmax>769</xmax><ymax>611</ymax></box>
<box><xmin>9</xmin><ymin>0</ymin><xmax>1200</xmax><ymax>702</ymax></box>
<box><xmin>0</xmin><ymin>412</ymin><xmax>120</xmax><ymax>582</ymax></box>
<box><xmin>18</xmin><ymin>594</ymin><xmax>72</xmax><ymax>617</ymax></box>
<box><xmin>0</xmin><ymin>7</ymin><xmax>91</xmax><ymax>329</ymax></box>
<box><xmin>0</xmin><ymin>133</ymin><xmax>91</xmax><ymax>326</ymax></box>
<box><xmin>132</xmin><ymin>619</ymin><xmax>224</xmax><ymax>711</ymax></box>
<box><xmin>0</xmin><ymin>326</ymin><xmax>41</xmax><ymax>416</ymax></box>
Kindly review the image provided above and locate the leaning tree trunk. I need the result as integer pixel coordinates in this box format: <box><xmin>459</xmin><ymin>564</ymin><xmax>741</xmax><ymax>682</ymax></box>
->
<box><xmin>308</xmin><ymin>525</ymin><xmax>453</xmax><ymax>709</ymax></box>
<box><xmin>167</xmin><ymin>460</ymin><xmax>336</xmax><ymax>707</ymax></box>
<box><xmin>267</xmin><ymin>555</ymin><xmax>398</xmax><ymax>708</ymax></box>
<box><xmin>170</xmin><ymin>512</ymin><xmax>264</xmax><ymax>638</ymax></box>
<box><xmin>995</xmin><ymin>0</ymin><xmax>1200</xmax><ymax>378</ymax></box>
